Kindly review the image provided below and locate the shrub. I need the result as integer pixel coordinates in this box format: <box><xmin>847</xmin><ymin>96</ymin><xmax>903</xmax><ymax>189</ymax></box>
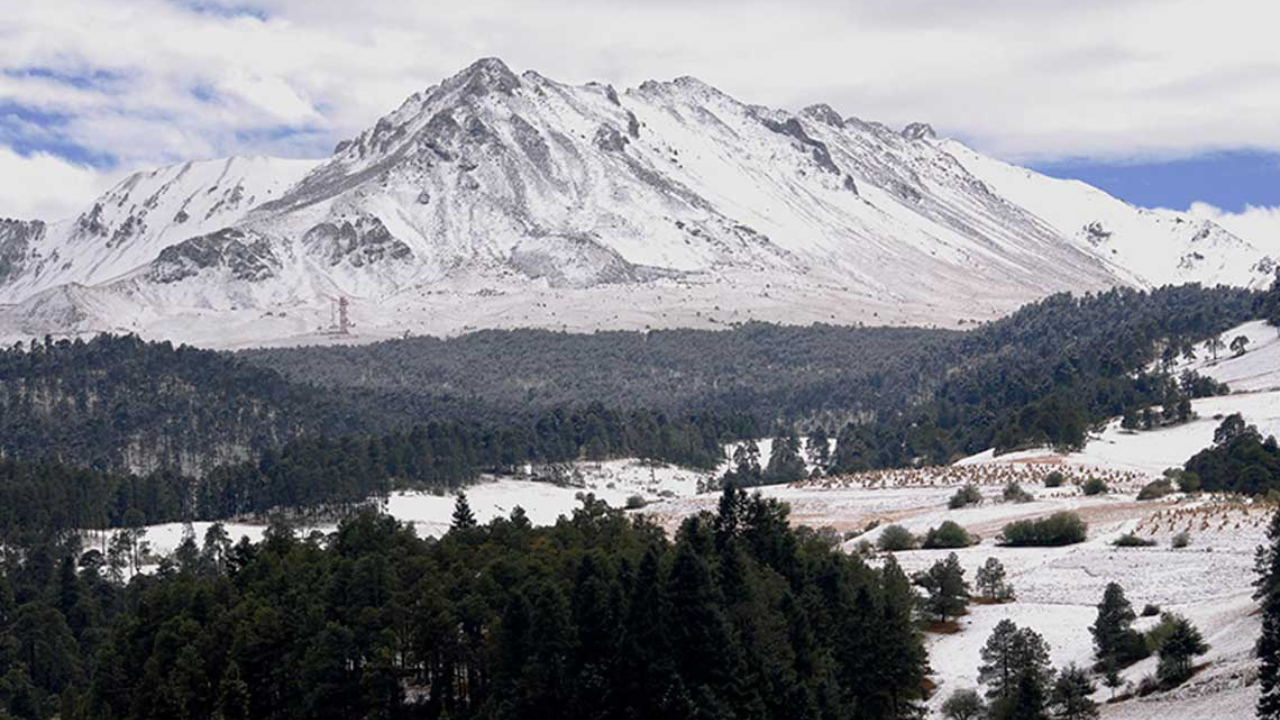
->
<box><xmin>949</xmin><ymin>483</ymin><xmax>984</xmax><ymax>509</ymax></box>
<box><xmin>1043</xmin><ymin>470</ymin><xmax>1066</xmax><ymax>488</ymax></box>
<box><xmin>1002</xmin><ymin>481</ymin><xmax>1034</xmax><ymax>503</ymax></box>
<box><xmin>1153</xmin><ymin>613</ymin><xmax>1208</xmax><ymax>686</ymax></box>
<box><xmin>1176</xmin><ymin>471</ymin><xmax>1202</xmax><ymax>493</ymax></box>
<box><xmin>1082</xmin><ymin>477</ymin><xmax>1109</xmax><ymax>496</ymax></box>
<box><xmin>1136</xmin><ymin>674</ymin><xmax>1161</xmax><ymax>697</ymax></box>
<box><xmin>1144</xmin><ymin>612</ymin><xmax>1180</xmax><ymax>652</ymax></box>
<box><xmin>940</xmin><ymin>688</ymin><xmax>986</xmax><ymax>720</ymax></box>
<box><xmin>1137</xmin><ymin>479</ymin><xmax>1174</xmax><ymax>501</ymax></box>
<box><xmin>1112</xmin><ymin>533</ymin><xmax>1157</xmax><ymax>547</ymax></box>
<box><xmin>625</xmin><ymin>494</ymin><xmax>648</xmax><ymax>510</ymax></box>
<box><xmin>999</xmin><ymin>511</ymin><xmax>1088</xmax><ymax>546</ymax></box>
<box><xmin>922</xmin><ymin>520</ymin><xmax>977</xmax><ymax>549</ymax></box>
<box><xmin>1141</xmin><ymin>603</ymin><xmax>1161</xmax><ymax>617</ymax></box>
<box><xmin>1171</xmin><ymin>531</ymin><xmax>1191</xmax><ymax>549</ymax></box>
<box><xmin>877</xmin><ymin>524</ymin><xmax>917</xmax><ymax>552</ymax></box>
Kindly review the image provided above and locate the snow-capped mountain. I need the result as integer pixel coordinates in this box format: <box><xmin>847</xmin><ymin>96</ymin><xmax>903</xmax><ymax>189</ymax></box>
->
<box><xmin>0</xmin><ymin>156</ymin><xmax>318</xmax><ymax>305</ymax></box>
<box><xmin>0</xmin><ymin>58</ymin><xmax>1273</xmax><ymax>347</ymax></box>
<box><xmin>941</xmin><ymin>140</ymin><xmax>1277</xmax><ymax>288</ymax></box>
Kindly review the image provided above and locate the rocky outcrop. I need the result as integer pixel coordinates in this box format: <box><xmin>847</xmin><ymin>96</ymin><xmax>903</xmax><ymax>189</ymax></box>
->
<box><xmin>149</xmin><ymin>229</ymin><xmax>279</xmax><ymax>283</ymax></box>
<box><xmin>302</xmin><ymin>217</ymin><xmax>413</xmax><ymax>269</ymax></box>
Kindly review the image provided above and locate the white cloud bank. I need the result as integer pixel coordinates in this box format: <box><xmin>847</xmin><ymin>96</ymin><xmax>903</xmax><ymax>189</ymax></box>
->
<box><xmin>3</xmin><ymin>0</ymin><xmax>1280</xmax><ymax>218</ymax></box>
<box><xmin>0</xmin><ymin>147</ymin><xmax>121</xmax><ymax>221</ymax></box>
<box><xmin>1189</xmin><ymin>202</ymin><xmax>1280</xmax><ymax>257</ymax></box>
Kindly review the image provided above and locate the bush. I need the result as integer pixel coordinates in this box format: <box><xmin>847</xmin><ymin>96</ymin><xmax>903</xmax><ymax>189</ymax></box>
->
<box><xmin>999</xmin><ymin>511</ymin><xmax>1088</xmax><ymax>546</ymax></box>
<box><xmin>1136</xmin><ymin>674</ymin><xmax>1161</xmax><ymax>697</ymax></box>
<box><xmin>624</xmin><ymin>494</ymin><xmax>648</xmax><ymax>510</ymax></box>
<box><xmin>1177</xmin><ymin>471</ymin><xmax>1202</xmax><ymax>493</ymax></box>
<box><xmin>1043</xmin><ymin>470</ymin><xmax>1066</xmax><ymax>488</ymax></box>
<box><xmin>940</xmin><ymin>688</ymin><xmax>986</xmax><ymax>720</ymax></box>
<box><xmin>1114</xmin><ymin>628</ymin><xmax>1153</xmax><ymax>668</ymax></box>
<box><xmin>1137</xmin><ymin>479</ymin><xmax>1174</xmax><ymax>501</ymax></box>
<box><xmin>922</xmin><ymin>520</ymin><xmax>978</xmax><ymax>549</ymax></box>
<box><xmin>1171</xmin><ymin>531</ymin><xmax>1191</xmax><ymax>549</ymax></box>
<box><xmin>1141</xmin><ymin>603</ymin><xmax>1161</xmax><ymax>617</ymax></box>
<box><xmin>1002</xmin><ymin>481</ymin><xmax>1034</xmax><ymax>503</ymax></box>
<box><xmin>1112</xmin><ymin>532</ymin><xmax>1157</xmax><ymax>547</ymax></box>
<box><xmin>877</xmin><ymin>524</ymin><xmax>918</xmax><ymax>552</ymax></box>
<box><xmin>949</xmin><ymin>483</ymin><xmax>983</xmax><ymax>509</ymax></box>
<box><xmin>1082</xmin><ymin>477</ymin><xmax>1110</xmax><ymax>496</ymax></box>
<box><xmin>1144</xmin><ymin>612</ymin><xmax>1180</xmax><ymax>651</ymax></box>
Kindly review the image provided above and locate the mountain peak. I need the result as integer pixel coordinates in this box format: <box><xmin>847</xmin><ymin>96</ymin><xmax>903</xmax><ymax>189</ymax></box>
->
<box><xmin>800</xmin><ymin>104</ymin><xmax>845</xmax><ymax>128</ymax></box>
<box><xmin>901</xmin><ymin>122</ymin><xmax>936</xmax><ymax>140</ymax></box>
<box><xmin>443</xmin><ymin>57</ymin><xmax>521</xmax><ymax>97</ymax></box>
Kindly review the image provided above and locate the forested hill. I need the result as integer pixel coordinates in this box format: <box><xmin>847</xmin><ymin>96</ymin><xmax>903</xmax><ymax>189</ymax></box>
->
<box><xmin>0</xmin><ymin>284</ymin><xmax>1266</xmax><ymax>480</ymax></box>
<box><xmin>0</xmin><ymin>335</ymin><xmax>367</xmax><ymax>475</ymax></box>
<box><xmin>243</xmin><ymin>285</ymin><xmax>1259</xmax><ymax>429</ymax></box>
<box><xmin>242</xmin><ymin>323</ymin><xmax>961</xmax><ymax>427</ymax></box>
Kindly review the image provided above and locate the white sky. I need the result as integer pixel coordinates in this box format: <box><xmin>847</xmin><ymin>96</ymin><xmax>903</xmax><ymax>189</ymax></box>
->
<box><xmin>3</xmin><ymin>0</ymin><xmax>1280</xmax><ymax>222</ymax></box>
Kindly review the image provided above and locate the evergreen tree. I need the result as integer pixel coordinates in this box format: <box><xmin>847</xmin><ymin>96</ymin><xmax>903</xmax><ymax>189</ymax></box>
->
<box><xmin>765</xmin><ymin>428</ymin><xmax>807</xmax><ymax>485</ymax></box>
<box><xmin>915</xmin><ymin>552</ymin><xmax>970</xmax><ymax>623</ymax></box>
<box><xmin>1204</xmin><ymin>334</ymin><xmax>1225</xmax><ymax>362</ymax></box>
<box><xmin>1050</xmin><ymin>663</ymin><xmax>1099</xmax><ymax>720</ymax></box>
<box><xmin>1231</xmin><ymin>335</ymin><xmax>1250</xmax><ymax>358</ymax></box>
<box><xmin>996</xmin><ymin>670</ymin><xmax>1050</xmax><ymax>720</ymax></box>
<box><xmin>976</xmin><ymin>557</ymin><xmax>1012</xmax><ymax>601</ymax></box>
<box><xmin>979</xmin><ymin>620</ymin><xmax>1052</xmax><ymax>702</ymax></box>
<box><xmin>1156</xmin><ymin>614</ymin><xmax>1207</xmax><ymax>686</ymax></box>
<box><xmin>450</xmin><ymin>492</ymin><xmax>477</xmax><ymax>530</ymax></box>
<box><xmin>1258</xmin><ymin>506</ymin><xmax>1280</xmax><ymax>719</ymax></box>
<box><xmin>1090</xmin><ymin>582</ymin><xmax>1138</xmax><ymax>666</ymax></box>
<box><xmin>806</xmin><ymin>426</ymin><xmax>831</xmax><ymax>474</ymax></box>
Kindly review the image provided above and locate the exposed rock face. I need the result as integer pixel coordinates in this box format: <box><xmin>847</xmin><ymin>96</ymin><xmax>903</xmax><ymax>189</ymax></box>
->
<box><xmin>149</xmin><ymin>229</ymin><xmax>279</xmax><ymax>283</ymax></box>
<box><xmin>760</xmin><ymin>116</ymin><xmax>841</xmax><ymax>175</ymax></box>
<box><xmin>594</xmin><ymin>124</ymin><xmax>629</xmax><ymax>152</ymax></box>
<box><xmin>901</xmin><ymin>122</ymin><xmax>937</xmax><ymax>140</ymax></box>
<box><xmin>0</xmin><ymin>219</ymin><xmax>44</xmax><ymax>285</ymax></box>
<box><xmin>303</xmin><ymin>217</ymin><xmax>414</xmax><ymax>268</ymax></box>
<box><xmin>801</xmin><ymin>103</ymin><xmax>845</xmax><ymax>128</ymax></box>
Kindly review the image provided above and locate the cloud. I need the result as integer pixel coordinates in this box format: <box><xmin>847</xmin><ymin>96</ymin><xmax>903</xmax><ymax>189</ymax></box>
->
<box><xmin>0</xmin><ymin>146</ymin><xmax>120</xmax><ymax>220</ymax></box>
<box><xmin>1188</xmin><ymin>202</ymin><xmax>1280</xmax><ymax>254</ymax></box>
<box><xmin>3</xmin><ymin>0</ymin><xmax>1280</xmax><ymax>217</ymax></box>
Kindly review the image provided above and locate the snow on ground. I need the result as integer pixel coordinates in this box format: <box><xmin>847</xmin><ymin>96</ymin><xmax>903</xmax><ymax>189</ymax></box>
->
<box><xmin>1173</xmin><ymin>319</ymin><xmax>1280</xmax><ymax>392</ymax></box>
<box><xmin>639</xmin><ymin>457</ymin><xmax>1269</xmax><ymax>719</ymax></box>
<box><xmin>959</xmin><ymin>388</ymin><xmax>1280</xmax><ymax>476</ymax></box>
<box><xmin>130</xmin><ymin>456</ymin><xmax>716</xmax><ymax>559</ymax></box>
<box><xmin>110</xmin><ymin>410</ymin><xmax>1275</xmax><ymax>718</ymax></box>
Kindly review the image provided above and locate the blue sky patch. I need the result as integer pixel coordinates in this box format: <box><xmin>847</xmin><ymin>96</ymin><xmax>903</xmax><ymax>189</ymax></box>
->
<box><xmin>1031</xmin><ymin>150</ymin><xmax>1280</xmax><ymax>212</ymax></box>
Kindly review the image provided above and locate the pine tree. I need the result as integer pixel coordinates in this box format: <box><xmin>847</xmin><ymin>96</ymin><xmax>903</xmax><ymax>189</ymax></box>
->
<box><xmin>915</xmin><ymin>552</ymin><xmax>970</xmax><ymax>622</ymax></box>
<box><xmin>1258</xmin><ymin>506</ymin><xmax>1280</xmax><ymax>718</ymax></box>
<box><xmin>979</xmin><ymin>620</ymin><xmax>1052</xmax><ymax>702</ymax></box>
<box><xmin>806</xmin><ymin>426</ymin><xmax>831</xmax><ymax>474</ymax></box>
<box><xmin>1204</xmin><ymin>334</ymin><xmax>1225</xmax><ymax>362</ymax></box>
<box><xmin>765</xmin><ymin>428</ymin><xmax>807</xmax><ymax>484</ymax></box>
<box><xmin>1231</xmin><ymin>335</ymin><xmax>1250</xmax><ymax>358</ymax></box>
<box><xmin>997</xmin><ymin>670</ymin><xmax>1050</xmax><ymax>720</ymax></box>
<box><xmin>976</xmin><ymin>556</ymin><xmax>1012</xmax><ymax>601</ymax></box>
<box><xmin>450</xmin><ymin>492</ymin><xmax>477</xmax><ymax>530</ymax></box>
<box><xmin>1156</xmin><ymin>614</ymin><xmax>1207</xmax><ymax>685</ymax></box>
<box><xmin>1050</xmin><ymin>663</ymin><xmax>1099</xmax><ymax>720</ymax></box>
<box><xmin>1090</xmin><ymin>582</ymin><xmax>1136</xmax><ymax>665</ymax></box>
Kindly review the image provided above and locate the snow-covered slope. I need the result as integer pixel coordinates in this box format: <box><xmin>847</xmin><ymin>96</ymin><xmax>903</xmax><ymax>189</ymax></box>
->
<box><xmin>0</xmin><ymin>59</ymin><xmax>1270</xmax><ymax>347</ymax></box>
<box><xmin>942</xmin><ymin>140</ymin><xmax>1277</xmax><ymax>288</ymax></box>
<box><xmin>0</xmin><ymin>156</ymin><xmax>318</xmax><ymax>304</ymax></box>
